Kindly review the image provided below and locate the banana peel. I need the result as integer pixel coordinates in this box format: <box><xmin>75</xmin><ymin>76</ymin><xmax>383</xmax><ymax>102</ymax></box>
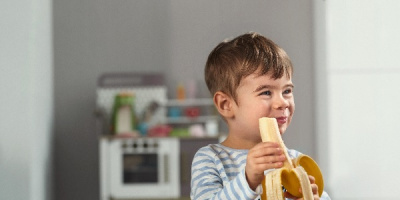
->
<box><xmin>259</xmin><ymin>117</ymin><xmax>324</xmax><ymax>200</ymax></box>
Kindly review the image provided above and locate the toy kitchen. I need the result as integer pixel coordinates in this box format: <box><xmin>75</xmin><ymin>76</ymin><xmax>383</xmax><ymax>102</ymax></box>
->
<box><xmin>95</xmin><ymin>73</ymin><xmax>221</xmax><ymax>200</ymax></box>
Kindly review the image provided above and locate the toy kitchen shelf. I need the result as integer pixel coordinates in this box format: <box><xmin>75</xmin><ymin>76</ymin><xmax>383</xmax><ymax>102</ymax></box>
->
<box><xmin>161</xmin><ymin>98</ymin><xmax>220</xmax><ymax>137</ymax></box>
<box><xmin>165</xmin><ymin>98</ymin><xmax>214</xmax><ymax>106</ymax></box>
<box><xmin>162</xmin><ymin>98</ymin><xmax>218</xmax><ymax>124</ymax></box>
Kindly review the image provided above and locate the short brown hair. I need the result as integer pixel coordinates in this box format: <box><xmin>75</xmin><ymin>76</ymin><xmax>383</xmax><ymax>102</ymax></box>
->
<box><xmin>204</xmin><ymin>32</ymin><xmax>293</xmax><ymax>102</ymax></box>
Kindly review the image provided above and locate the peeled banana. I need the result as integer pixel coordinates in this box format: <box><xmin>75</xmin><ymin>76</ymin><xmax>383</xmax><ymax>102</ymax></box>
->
<box><xmin>259</xmin><ymin>117</ymin><xmax>324</xmax><ymax>200</ymax></box>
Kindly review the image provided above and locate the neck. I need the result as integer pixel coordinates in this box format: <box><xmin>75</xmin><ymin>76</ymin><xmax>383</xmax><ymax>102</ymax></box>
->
<box><xmin>221</xmin><ymin>134</ymin><xmax>261</xmax><ymax>150</ymax></box>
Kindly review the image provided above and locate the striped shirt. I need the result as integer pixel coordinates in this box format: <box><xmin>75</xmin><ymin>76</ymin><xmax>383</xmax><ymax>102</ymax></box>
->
<box><xmin>190</xmin><ymin>143</ymin><xmax>331</xmax><ymax>200</ymax></box>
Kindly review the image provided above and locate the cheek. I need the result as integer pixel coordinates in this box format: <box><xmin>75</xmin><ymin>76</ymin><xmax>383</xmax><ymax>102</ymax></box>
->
<box><xmin>287</xmin><ymin>100</ymin><xmax>295</xmax><ymax>123</ymax></box>
<box><xmin>289</xmin><ymin>100</ymin><xmax>295</xmax><ymax>115</ymax></box>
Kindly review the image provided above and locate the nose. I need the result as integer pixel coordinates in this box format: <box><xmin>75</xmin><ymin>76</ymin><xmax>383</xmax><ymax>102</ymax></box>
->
<box><xmin>272</xmin><ymin>94</ymin><xmax>289</xmax><ymax>110</ymax></box>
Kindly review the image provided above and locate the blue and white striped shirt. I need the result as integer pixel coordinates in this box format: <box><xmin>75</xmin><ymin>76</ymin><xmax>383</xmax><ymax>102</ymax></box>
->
<box><xmin>190</xmin><ymin>143</ymin><xmax>331</xmax><ymax>200</ymax></box>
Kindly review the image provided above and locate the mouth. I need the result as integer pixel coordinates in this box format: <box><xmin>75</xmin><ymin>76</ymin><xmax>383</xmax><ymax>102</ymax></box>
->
<box><xmin>275</xmin><ymin>116</ymin><xmax>287</xmax><ymax>124</ymax></box>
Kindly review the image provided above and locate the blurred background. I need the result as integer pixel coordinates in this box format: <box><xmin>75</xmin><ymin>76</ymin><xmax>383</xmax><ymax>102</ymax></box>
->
<box><xmin>1</xmin><ymin>0</ymin><xmax>400</xmax><ymax>200</ymax></box>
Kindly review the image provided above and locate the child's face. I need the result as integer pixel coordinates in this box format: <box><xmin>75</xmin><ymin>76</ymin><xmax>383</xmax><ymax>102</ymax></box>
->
<box><xmin>232</xmin><ymin>71</ymin><xmax>295</xmax><ymax>138</ymax></box>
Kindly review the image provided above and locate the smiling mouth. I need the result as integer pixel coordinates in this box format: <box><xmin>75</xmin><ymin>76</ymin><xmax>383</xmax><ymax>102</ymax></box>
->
<box><xmin>275</xmin><ymin>116</ymin><xmax>287</xmax><ymax>124</ymax></box>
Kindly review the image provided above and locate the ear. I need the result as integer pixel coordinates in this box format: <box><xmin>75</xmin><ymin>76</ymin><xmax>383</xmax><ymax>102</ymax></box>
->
<box><xmin>213</xmin><ymin>91</ymin><xmax>235</xmax><ymax>119</ymax></box>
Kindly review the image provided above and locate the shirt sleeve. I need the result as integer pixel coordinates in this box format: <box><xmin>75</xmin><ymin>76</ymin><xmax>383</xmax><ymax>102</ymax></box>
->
<box><xmin>190</xmin><ymin>148</ymin><xmax>260</xmax><ymax>200</ymax></box>
<box><xmin>319</xmin><ymin>191</ymin><xmax>331</xmax><ymax>200</ymax></box>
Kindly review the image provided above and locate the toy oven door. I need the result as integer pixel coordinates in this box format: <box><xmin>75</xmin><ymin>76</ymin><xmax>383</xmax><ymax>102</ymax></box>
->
<box><xmin>108</xmin><ymin>138</ymin><xmax>180</xmax><ymax>199</ymax></box>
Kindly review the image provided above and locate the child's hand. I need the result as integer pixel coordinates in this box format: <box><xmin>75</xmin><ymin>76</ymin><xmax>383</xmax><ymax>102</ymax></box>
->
<box><xmin>245</xmin><ymin>142</ymin><xmax>285</xmax><ymax>190</ymax></box>
<box><xmin>284</xmin><ymin>175</ymin><xmax>320</xmax><ymax>200</ymax></box>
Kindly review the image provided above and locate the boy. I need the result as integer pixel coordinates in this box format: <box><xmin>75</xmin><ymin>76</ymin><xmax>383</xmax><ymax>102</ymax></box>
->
<box><xmin>190</xmin><ymin>32</ymin><xmax>331</xmax><ymax>200</ymax></box>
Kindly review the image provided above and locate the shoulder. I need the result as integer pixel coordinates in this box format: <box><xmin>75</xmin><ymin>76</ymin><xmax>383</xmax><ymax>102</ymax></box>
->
<box><xmin>192</xmin><ymin>144</ymin><xmax>218</xmax><ymax>163</ymax></box>
<box><xmin>193</xmin><ymin>144</ymin><xmax>221</xmax><ymax>157</ymax></box>
<box><xmin>191</xmin><ymin>144</ymin><xmax>227</xmax><ymax>174</ymax></box>
<box><xmin>192</xmin><ymin>144</ymin><xmax>229</xmax><ymax>161</ymax></box>
<box><xmin>192</xmin><ymin>144</ymin><xmax>247</xmax><ymax>165</ymax></box>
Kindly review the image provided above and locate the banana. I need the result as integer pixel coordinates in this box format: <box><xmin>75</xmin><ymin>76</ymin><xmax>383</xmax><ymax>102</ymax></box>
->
<box><xmin>259</xmin><ymin>117</ymin><xmax>324</xmax><ymax>200</ymax></box>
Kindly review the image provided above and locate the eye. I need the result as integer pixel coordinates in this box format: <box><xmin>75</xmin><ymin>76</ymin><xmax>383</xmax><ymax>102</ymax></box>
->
<box><xmin>260</xmin><ymin>90</ymin><xmax>271</xmax><ymax>96</ymax></box>
<box><xmin>283</xmin><ymin>88</ymin><xmax>292</xmax><ymax>95</ymax></box>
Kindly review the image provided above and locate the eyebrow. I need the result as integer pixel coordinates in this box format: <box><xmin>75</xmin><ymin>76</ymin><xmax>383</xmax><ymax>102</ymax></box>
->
<box><xmin>253</xmin><ymin>84</ymin><xmax>295</xmax><ymax>93</ymax></box>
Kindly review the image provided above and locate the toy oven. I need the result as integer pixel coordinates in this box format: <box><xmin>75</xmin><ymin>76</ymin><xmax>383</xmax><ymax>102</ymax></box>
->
<box><xmin>101</xmin><ymin>137</ymin><xmax>180</xmax><ymax>199</ymax></box>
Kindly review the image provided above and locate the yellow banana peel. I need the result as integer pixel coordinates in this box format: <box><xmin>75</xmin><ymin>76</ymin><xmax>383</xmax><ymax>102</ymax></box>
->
<box><xmin>259</xmin><ymin>117</ymin><xmax>324</xmax><ymax>200</ymax></box>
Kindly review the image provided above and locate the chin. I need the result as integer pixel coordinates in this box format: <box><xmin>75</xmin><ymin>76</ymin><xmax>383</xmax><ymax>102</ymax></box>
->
<box><xmin>279</xmin><ymin>127</ymin><xmax>287</xmax><ymax>135</ymax></box>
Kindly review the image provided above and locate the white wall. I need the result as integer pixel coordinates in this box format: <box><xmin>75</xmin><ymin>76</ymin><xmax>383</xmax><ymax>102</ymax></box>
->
<box><xmin>313</xmin><ymin>0</ymin><xmax>329</xmax><ymax>189</ymax></box>
<box><xmin>0</xmin><ymin>0</ymin><xmax>53</xmax><ymax>200</ymax></box>
<box><xmin>320</xmin><ymin>1</ymin><xmax>400</xmax><ymax>199</ymax></box>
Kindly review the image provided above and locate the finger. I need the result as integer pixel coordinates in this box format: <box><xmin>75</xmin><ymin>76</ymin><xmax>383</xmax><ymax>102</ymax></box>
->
<box><xmin>253</xmin><ymin>154</ymin><xmax>286</xmax><ymax>165</ymax></box>
<box><xmin>284</xmin><ymin>191</ymin><xmax>301</xmax><ymax>200</ymax></box>
<box><xmin>308</xmin><ymin>175</ymin><xmax>316</xmax><ymax>184</ymax></box>
<box><xmin>283</xmin><ymin>191</ymin><xmax>295</xmax><ymax>199</ymax></box>
<box><xmin>250</xmin><ymin>144</ymin><xmax>283</xmax><ymax>158</ymax></box>
<box><xmin>307</xmin><ymin>175</ymin><xmax>319</xmax><ymax>195</ymax></box>
<box><xmin>311</xmin><ymin>183</ymin><xmax>319</xmax><ymax>196</ymax></box>
<box><xmin>253</xmin><ymin>141</ymin><xmax>280</xmax><ymax>150</ymax></box>
<box><xmin>252</xmin><ymin>161</ymin><xmax>284</xmax><ymax>171</ymax></box>
<box><xmin>261</xmin><ymin>141</ymin><xmax>280</xmax><ymax>147</ymax></box>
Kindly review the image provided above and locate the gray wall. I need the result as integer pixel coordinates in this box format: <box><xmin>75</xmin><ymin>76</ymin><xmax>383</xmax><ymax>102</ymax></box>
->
<box><xmin>53</xmin><ymin>1</ymin><xmax>314</xmax><ymax>199</ymax></box>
